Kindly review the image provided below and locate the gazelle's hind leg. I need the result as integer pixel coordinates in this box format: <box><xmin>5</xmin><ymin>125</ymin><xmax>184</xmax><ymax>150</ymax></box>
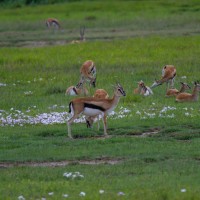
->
<box><xmin>102</xmin><ymin>113</ymin><xmax>108</xmax><ymax>136</ymax></box>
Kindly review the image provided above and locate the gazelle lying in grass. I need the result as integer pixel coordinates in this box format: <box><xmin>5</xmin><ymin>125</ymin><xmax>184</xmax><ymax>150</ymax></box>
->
<box><xmin>46</xmin><ymin>18</ymin><xmax>60</xmax><ymax>29</ymax></box>
<box><xmin>134</xmin><ymin>80</ymin><xmax>153</xmax><ymax>96</ymax></box>
<box><xmin>71</xmin><ymin>26</ymin><xmax>86</xmax><ymax>44</ymax></box>
<box><xmin>175</xmin><ymin>81</ymin><xmax>200</xmax><ymax>102</ymax></box>
<box><xmin>79</xmin><ymin>60</ymin><xmax>96</xmax><ymax>87</ymax></box>
<box><xmin>86</xmin><ymin>89</ymin><xmax>109</xmax><ymax>129</ymax></box>
<box><xmin>65</xmin><ymin>80</ymin><xmax>89</xmax><ymax>96</ymax></box>
<box><xmin>166</xmin><ymin>82</ymin><xmax>190</xmax><ymax>97</ymax></box>
<box><xmin>67</xmin><ymin>83</ymin><xmax>126</xmax><ymax>138</ymax></box>
<box><xmin>151</xmin><ymin>65</ymin><xmax>176</xmax><ymax>90</ymax></box>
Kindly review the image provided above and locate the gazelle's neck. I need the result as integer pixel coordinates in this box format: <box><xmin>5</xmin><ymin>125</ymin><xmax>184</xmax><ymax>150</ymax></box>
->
<box><xmin>107</xmin><ymin>94</ymin><xmax>121</xmax><ymax>113</ymax></box>
<box><xmin>192</xmin><ymin>85</ymin><xmax>199</xmax><ymax>100</ymax></box>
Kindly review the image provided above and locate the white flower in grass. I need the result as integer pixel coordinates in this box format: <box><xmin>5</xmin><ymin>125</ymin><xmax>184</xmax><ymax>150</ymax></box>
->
<box><xmin>99</xmin><ymin>190</ymin><xmax>105</xmax><ymax>194</ymax></box>
<box><xmin>181</xmin><ymin>76</ymin><xmax>187</xmax><ymax>79</ymax></box>
<box><xmin>118</xmin><ymin>191</ymin><xmax>125</xmax><ymax>196</ymax></box>
<box><xmin>185</xmin><ymin>112</ymin><xmax>190</xmax><ymax>116</ymax></box>
<box><xmin>63</xmin><ymin>172</ymin><xmax>72</xmax><ymax>178</ymax></box>
<box><xmin>181</xmin><ymin>188</ymin><xmax>186</xmax><ymax>192</ymax></box>
<box><xmin>79</xmin><ymin>192</ymin><xmax>86</xmax><ymax>196</ymax></box>
<box><xmin>0</xmin><ymin>83</ymin><xmax>7</xmax><ymax>87</ymax></box>
<box><xmin>48</xmin><ymin>192</ymin><xmax>54</xmax><ymax>196</ymax></box>
<box><xmin>62</xmin><ymin>194</ymin><xmax>69</xmax><ymax>198</ymax></box>
<box><xmin>18</xmin><ymin>195</ymin><xmax>25</xmax><ymax>200</ymax></box>
<box><xmin>41</xmin><ymin>198</ymin><xmax>46</xmax><ymax>200</ymax></box>
<box><xmin>136</xmin><ymin>111</ymin><xmax>141</xmax><ymax>115</ymax></box>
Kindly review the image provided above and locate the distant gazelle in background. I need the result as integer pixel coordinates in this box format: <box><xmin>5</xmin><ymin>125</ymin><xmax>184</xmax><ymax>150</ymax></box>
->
<box><xmin>67</xmin><ymin>83</ymin><xmax>126</xmax><ymax>138</ymax></box>
<box><xmin>175</xmin><ymin>81</ymin><xmax>200</xmax><ymax>102</ymax></box>
<box><xmin>166</xmin><ymin>82</ymin><xmax>190</xmax><ymax>97</ymax></box>
<box><xmin>151</xmin><ymin>65</ymin><xmax>176</xmax><ymax>91</ymax></box>
<box><xmin>71</xmin><ymin>26</ymin><xmax>86</xmax><ymax>44</ymax></box>
<box><xmin>46</xmin><ymin>18</ymin><xmax>60</xmax><ymax>30</ymax></box>
<box><xmin>86</xmin><ymin>89</ymin><xmax>110</xmax><ymax>129</ymax></box>
<box><xmin>134</xmin><ymin>80</ymin><xmax>153</xmax><ymax>96</ymax></box>
<box><xmin>79</xmin><ymin>60</ymin><xmax>97</xmax><ymax>88</ymax></box>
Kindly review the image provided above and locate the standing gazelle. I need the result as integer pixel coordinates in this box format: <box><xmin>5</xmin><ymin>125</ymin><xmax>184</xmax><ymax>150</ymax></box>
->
<box><xmin>175</xmin><ymin>81</ymin><xmax>200</xmax><ymax>102</ymax></box>
<box><xmin>79</xmin><ymin>60</ymin><xmax>96</xmax><ymax>88</ymax></box>
<box><xmin>166</xmin><ymin>82</ymin><xmax>190</xmax><ymax>97</ymax></box>
<box><xmin>151</xmin><ymin>65</ymin><xmax>176</xmax><ymax>90</ymax></box>
<box><xmin>67</xmin><ymin>83</ymin><xmax>126</xmax><ymax>138</ymax></box>
<box><xmin>46</xmin><ymin>18</ymin><xmax>60</xmax><ymax>29</ymax></box>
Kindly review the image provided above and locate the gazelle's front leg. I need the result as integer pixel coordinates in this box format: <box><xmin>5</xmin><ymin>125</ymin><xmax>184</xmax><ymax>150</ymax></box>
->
<box><xmin>67</xmin><ymin>113</ymin><xmax>80</xmax><ymax>139</ymax></box>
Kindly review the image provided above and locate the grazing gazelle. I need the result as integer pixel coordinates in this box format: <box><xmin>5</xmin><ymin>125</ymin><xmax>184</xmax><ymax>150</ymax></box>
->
<box><xmin>134</xmin><ymin>80</ymin><xmax>153</xmax><ymax>96</ymax></box>
<box><xmin>46</xmin><ymin>18</ymin><xmax>60</xmax><ymax>29</ymax></box>
<box><xmin>166</xmin><ymin>82</ymin><xmax>191</xmax><ymax>97</ymax></box>
<box><xmin>151</xmin><ymin>65</ymin><xmax>176</xmax><ymax>90</ymax></box>
<box><xmin>86</xmin><ymin>89</ymin><xmax>109</xmax><ymax>129</ymax></box>
<box><xmin>175</xmin><ymin>81</ymin><xmax>200</xmax><ymax>102</ymax></box>
<box><xmin>65</xmin><ymin>81</ymin><xmax>89</xmax><ymax>96</ymax></box>
<box><xmin>79</xmin><ymin>60</ymin><xmax>97</xmax><ymax>87</ymax></box>
<box><xmin>67</xmin><ymin>83</ymin><xmax>126</xmax><ymax>138</ymax></box>
<box><xmin>71</xmin><ymin>26</ymin><xmax>86</xmax><ymax>44</ymax></box>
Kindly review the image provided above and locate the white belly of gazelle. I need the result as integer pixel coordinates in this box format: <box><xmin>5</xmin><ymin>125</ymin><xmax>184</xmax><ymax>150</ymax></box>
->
<box><xmin>83</xmin><ymin>108</ymin><xmax>103</xmax><ymax>116</ymax></box>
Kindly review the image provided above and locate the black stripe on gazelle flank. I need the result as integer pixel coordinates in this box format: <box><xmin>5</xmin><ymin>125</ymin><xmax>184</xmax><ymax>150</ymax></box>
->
<box><xmin>84</xmin><ymin>103</ymin><xmax>105</xmax><ymax>111</ymax></box>
<box><xmin>72</xmin><ymin>87</ymin><xmax>78</xmax><ymax>95</ymax></box>
<box><xmin>68</xmin><ymin>102</ymin><xmax>72</xmax><ymax>113</ymax></box>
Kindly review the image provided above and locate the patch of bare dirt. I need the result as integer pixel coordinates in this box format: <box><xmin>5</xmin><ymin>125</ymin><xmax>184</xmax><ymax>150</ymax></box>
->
<box><xmin>0</xmin><ymin>158</ymin><xmax>123</xmax><ymax>168</ymax></box>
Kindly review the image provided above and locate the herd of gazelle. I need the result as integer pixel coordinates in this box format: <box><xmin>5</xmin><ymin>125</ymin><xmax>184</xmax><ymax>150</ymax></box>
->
<box><xmin>66</xmin><ymin>62</ymin><xmax>200</xmax><ymax>138</ymax></box>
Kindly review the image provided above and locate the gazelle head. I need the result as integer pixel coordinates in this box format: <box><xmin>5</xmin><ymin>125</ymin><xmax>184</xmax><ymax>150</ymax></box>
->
<box><xmin>194</xmin><ymin>81</ymin><xmax>200</xmax><ymax>91</ymax></box>
<box><xmin>151</xmin><ymin>79</ymin><xmax>162</xmax><ymax>88</ymax></box>
<box><xmin>114</xmin><ymin>83</ymin><xmax>126</xmax><ymax>97</ymax></box>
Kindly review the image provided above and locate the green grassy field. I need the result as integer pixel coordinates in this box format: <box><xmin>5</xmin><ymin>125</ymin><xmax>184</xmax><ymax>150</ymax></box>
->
<box><xmin>1</xmin><ymin>1</ymin><xmax>200</xmax><ymax>199</ymax></box>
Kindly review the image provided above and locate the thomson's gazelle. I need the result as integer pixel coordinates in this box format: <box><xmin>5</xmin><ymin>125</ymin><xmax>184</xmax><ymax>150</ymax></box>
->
<box><xmin>175</xmin><ymin>81</ymin><xmax>200</xmax><ymax>102</ymax></box>
<box><xmin>46</xmin><ymin>18</ymin><xmax>60</xmax><ymax>29</ymax></box>
<box><xmin>67</xmin><ymin>83</ymin><xmax>126</xmax><ymax>138</ymax></box>
<box><xmin>151</xmin><ymin>65</ymin><xmax>176</xmax><ymax>90</ymax></box>
<box><xmin>80</xmin><ymin>60</ymin><xmax>96</xmax><ymax>87</ymax></box>
<box><xmin>66</xmin><ymin>80</ymin><xmax>89</xmax><ymax>96</ymax></box>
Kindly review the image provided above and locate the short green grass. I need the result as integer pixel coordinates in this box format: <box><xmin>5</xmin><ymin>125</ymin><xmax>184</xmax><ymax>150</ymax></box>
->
<box><xmin>1</xmin><ymin>1</ymin><xmax>200</xmax><ymax>199</ymax></box>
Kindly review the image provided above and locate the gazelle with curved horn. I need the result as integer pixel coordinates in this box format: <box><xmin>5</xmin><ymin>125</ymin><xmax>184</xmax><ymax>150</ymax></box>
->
<box><xmin>67</xmin><ymin>83</ymin><xmax>126</xmax><ymax>138</ymax></box>
<box><xmin>71</xmin><ymin>26</ymin><xmax>86</xmax><ymax>44</ymax></box>
<box><xmin>65</xmin><ymin>80</ymin><xmax>89</xmax><ymax>96</ymax></box>
<box><xmin>175</xmin><ymin>81</ymin><xmax>200</xmax><ymax>102</ymax></box>
<box><xmin>46</xmin><ymin>18</ymin><xmax>60</xmax><ymax>29</ymax></box>
<box><xmin>79</xmin><ymin>60</ymin><xmax>97</xmax><ymax>87</ymax></box>
<box><xmin>151</xmin><ymin>65</ymin><xmax>176</xmax><ymax>90</ymax></box>
<box><xmin>166</xmin><ymin>82</ymin><xmax>190</xmax><ymax>97</ymax></box>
